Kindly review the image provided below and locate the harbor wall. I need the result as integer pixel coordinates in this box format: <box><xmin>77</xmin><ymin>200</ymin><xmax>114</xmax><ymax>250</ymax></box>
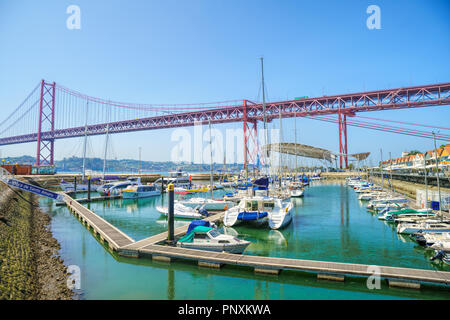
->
<box><xmin>0</xmin><ymin>182</ymin><xmax>73</xmax><ymax>299</ymax></box>
<box><xmin>369</xmin><ymin>175</ymin><xmax>450</xmax><ymax>201</ymax></box>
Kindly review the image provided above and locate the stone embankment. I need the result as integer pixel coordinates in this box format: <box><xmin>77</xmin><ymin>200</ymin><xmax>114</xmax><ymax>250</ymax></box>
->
<box><xmin>0</xmin><ymin>183</ymin><xmax>73</xmax><ymax>300</ymax></box>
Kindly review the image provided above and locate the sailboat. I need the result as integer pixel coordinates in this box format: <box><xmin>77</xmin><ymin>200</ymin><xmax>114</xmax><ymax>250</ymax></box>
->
<box><xmin>223</xmin><ymin>196</ymin><xmax>293</xmax><ymax>229</ymax></box>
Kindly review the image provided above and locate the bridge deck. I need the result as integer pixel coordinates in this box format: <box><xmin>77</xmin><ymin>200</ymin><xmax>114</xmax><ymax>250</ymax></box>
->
<box><xmin>64</xmin><ymin>194</ymin><xmax>135</xmax><ymax>250</ymax></box>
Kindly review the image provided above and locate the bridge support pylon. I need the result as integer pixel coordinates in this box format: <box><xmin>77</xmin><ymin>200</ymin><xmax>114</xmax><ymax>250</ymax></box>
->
<box><xmin>338</xmin><ymin>105</ymin><xmax>348</xmax><ymax>169</ymax></box>
<box><xmin>36</xmin><ymin>80</ymin><xmax>56</xmax><ymax>167</ymax></box>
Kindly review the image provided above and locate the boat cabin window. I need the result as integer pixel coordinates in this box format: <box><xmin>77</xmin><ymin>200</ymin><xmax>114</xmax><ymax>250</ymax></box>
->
<box><xmin>116</xmin><ymin>184</ymin><xmax>131</xmax><ymax>190</ymax></box>
<box><xmin>246</xmin><ymin>201</ymin><xmax>258</xmax><ymax>211</ymax></box>
<box><xmin>194</xmin><ymin>233</ymin><xmax>208</xmax><ymax>239</ymax></box>
<box><xmin>263</xmin><ymin>202</ymin><xmax>275</xmax><ymax>209</ymax></box>
<box><xmin>208</xmin><ymin>230</ymin><xmax>220</xmax><ymax>238</ymax></box>
<box><xmin>218</xmin><ymin>240</ymin><xmax>230</xmax><ymax>244</ymax></box>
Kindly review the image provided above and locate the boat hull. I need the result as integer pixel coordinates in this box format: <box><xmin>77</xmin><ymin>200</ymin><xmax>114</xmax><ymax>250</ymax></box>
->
<box><xmin>176</xmin><ymin>242</ymin><xmax>250</xmax><ymax>254</ymax></box>
<box><xmin>122</xmin><ymin>190</ymin><xmax>161</xmax><ymax>199</ymax></box>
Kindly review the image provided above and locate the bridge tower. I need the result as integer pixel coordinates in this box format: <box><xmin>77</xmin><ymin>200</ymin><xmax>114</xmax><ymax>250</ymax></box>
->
<box><xmin>36</xmin><ymin>80</ymin><xmax>56</xmax><ymax>167</ymax></box>
<box><xmin>338</xmin><ymin>105</ymin><xmax>355</xmax><ymax>169</ymax></box>
<box><xmin>338</xmin><ymin>108</ymin><xmax>348</xmax><ymax>169</ymax></box>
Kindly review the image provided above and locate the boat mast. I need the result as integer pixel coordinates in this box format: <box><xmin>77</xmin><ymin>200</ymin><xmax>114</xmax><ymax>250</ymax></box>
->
<box><xmin>389</xmin><ymin>152</ymin><xmax>393</xmax><ymax>192</ymax></box>
<box><xmin>380</xmin><ymin>149</ymin><xmax>383</xmax><ymax>190</ymax></box>
<box><xmin>209</xmin><ymin>118</ymin><xmax>213</xmax><ymax>200</ymax></box>
<box><xmin>81</xmin><ymin>100</ymin><xmax>89</xmax><ymax>181</ymax></box>
<box><xmin>423</xmin><ymin>153</ymin><xmax>428</xmax><ymax>211</ymax></box>
<box><xmin>261</xmin><ymin>57</ymin><xmax>268</xmax><ymax>177</ymax></box>
<box><xmin>432</xmin><ymin>132</ymin><xmax>442</xmax><ymax>218</ymax></box>
<box><xmin>294</xmin><ymin>109</ymin><xmax>297</xmax><ymax>181</ymax></box>
<box><xmin>279</xmin><ymin>107</ymin><xmax>282</xmax><ymax>190</ymax></box>
<box><xmin>102</xmin><ymin>124</ymin><xmax>109</xmax><ymax>179</ymax></box>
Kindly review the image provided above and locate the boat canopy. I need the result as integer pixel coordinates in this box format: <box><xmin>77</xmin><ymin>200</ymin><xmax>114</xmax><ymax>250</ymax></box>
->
<box><xmin>253</xmin><ymin>177</ymin><xmax>269</xmax><ymax>188</ymax></box>
<box><xmin>179</xmin><ymin>225</ymin><xmax>213</xmax><ymax>243</ymax></box>
<box><xmin>388</xmin><ymin>208</ymin><xmax>434</xmax><ymax>215</ymax></box>
<box><xmin>186</xmin><ymin>220</ymin><xmax>211</xmax><ymax>234</ymax></box>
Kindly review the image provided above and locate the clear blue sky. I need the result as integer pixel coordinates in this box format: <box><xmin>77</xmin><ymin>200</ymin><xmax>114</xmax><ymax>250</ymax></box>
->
<box><xmin>0</xmin><ymin>0</ymin><xmax>449</xmax><ymax>166</ymax></box>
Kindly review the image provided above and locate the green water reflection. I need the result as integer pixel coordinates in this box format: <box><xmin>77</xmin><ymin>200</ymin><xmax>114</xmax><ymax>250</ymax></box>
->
<box><xmin>41</xmin><ymin>182</ymin><xmax>450</xmax><ymax>299</ymax></box>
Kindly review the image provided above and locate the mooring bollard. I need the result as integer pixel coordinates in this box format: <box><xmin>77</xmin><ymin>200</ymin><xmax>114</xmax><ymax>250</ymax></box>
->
<box><xmin>167</xmin><ymin>183</ymin><xmax>175</xmax><ymax>245</ymax></box>
<box><xmin>87</xmin><ymin>176</ymin><xmax>91</xmax><ymax>201</ymax></box>
<box><xmin>74</xmin><ymin>176</ymin><xmax>77</xmax><ymax>192</ymax></box>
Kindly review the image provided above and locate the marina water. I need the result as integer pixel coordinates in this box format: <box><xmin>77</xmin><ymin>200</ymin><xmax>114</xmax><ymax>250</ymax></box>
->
<box><xmin>40</xmin><ymin>182</ymin><xmax>450</xmax><ymax>299</ymax></box>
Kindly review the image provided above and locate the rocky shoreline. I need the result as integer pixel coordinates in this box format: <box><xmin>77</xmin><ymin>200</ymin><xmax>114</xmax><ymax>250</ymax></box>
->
<box><xmin>0</xmin><ymin>185</ymin><xmax>73</xmax><ymax>300</ymax></box>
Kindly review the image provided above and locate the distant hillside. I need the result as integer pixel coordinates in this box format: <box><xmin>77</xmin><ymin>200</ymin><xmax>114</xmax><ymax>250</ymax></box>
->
<box><xmin>1</xmin><ymin>156</ymin><xmax>245</xmax><ymax>173</ymax></box>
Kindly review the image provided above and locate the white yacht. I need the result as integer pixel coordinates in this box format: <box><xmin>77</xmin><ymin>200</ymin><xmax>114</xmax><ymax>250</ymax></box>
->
<box><xmin>97</xmin><ymin>177</ymin><xmax>142</xmax><ymax>196</ymax></box>
<box><xmin>176</xmin><ymin>197</ymin><xmax>235</xmax><ymax>211</ymax></box>
<box><xmin>155</xmin><ymin>170</ymin><xmax>191</xmax><ymax>188</ymax></box>
<box><xmin>122</xmin><ymin>184</ymin><xmax>161</xmax><ymax>199</ymax></box>
<box><xmin>397</xmin><ymin>222</ymin><xmax>450</xmax><ymax>235</ymax></box>
<box><xmin>156</xmin><ymin>203</ymin><xmax>207</xmax><ymax>219</ymax></box>
<box><xmin>288</xmin><ymin>181</ymin><xmax>304</xmax><ymax>198</ymax></box>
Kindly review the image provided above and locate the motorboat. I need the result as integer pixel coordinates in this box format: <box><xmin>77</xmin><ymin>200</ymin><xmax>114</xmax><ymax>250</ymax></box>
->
<box><xmin>154</xmin><ymin>169</ymin><xmax>191</xmax><ymax>188</ymax></box>
<box><xmin>176</xmin><ymin>197</ymin><xmax>235</xmax><ymax>211</ymax></box>
<box><xmin>156</xmin><ymin>203</ymin><xmax>208</xmax><ymax>219</ymax></box>
<box><xmin>97</xmin><ymin>177</ymin><xmax>142</xmax><ymax>196</ymax></box>
<box><xmin>416</xmin><ymin>233</ymin><xmax>450</xmax><ymax>247</ymax></box>
<box><xmin>396</xmin><ymin>222</ymin><xmax>450</xmax><ymax>235</ymax></box>
<box><xmin>367</xmin><ymin>196</ymin><xmax>408</xmax><ymax>209</ymax></box>
<box><xmin>122</xmin><ymin>184</ymin><xmax>161</xmax><ymax>199</ymax></box>
<box><xmin>378</xmin><ymin>208</ymin><xmax>436</xmax><ymax>222</ymax></box>
<box><xmin>59</xmin><ymin>179</ymin><xmax>89</xmax><ymax>192</ymax></box>
<box><xmin>288</xmin><ymin>181</ymin><xmax>304</xmax><ymax>198</ymax></box>
<box><xmin>223</xmin><ymin>196</ymin><xmax>293</xmax><ymax>230</ymax></box>
<box><xmin>371</xmin><ymin>202</ymin><xmax>409</xmax><ymax>212</ymax></box>
<box><xmin>429</xmin><ymin>240</ymin><xmax>450</xmax><ymax>251</ymax></box>
<box><xmin>290</xmin><ymin>188</ymin><xmax>304</xmax><ymax>198</ymax></box>
<box><xmin>176</xmin><ymin>220</ymin><xmax>251</xmax><ymax>254</ymax></box>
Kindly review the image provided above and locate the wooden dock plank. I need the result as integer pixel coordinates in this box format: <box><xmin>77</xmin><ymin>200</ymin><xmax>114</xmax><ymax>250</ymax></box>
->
<box><xmin>136</xmin><ymin>245</ymin><xmax>450</xmax><ymax>285</ymax></box>
<box><xmin>64</xmin><ymin>193</ymin><xmax>135</xmax><ymax>250</ymax></box>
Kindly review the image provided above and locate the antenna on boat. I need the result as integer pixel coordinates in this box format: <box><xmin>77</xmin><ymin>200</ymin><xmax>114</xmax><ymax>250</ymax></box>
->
<box><xmin>82</xmin><ymin>100</ymin><xmax>89</xmax><ymax>181</ymax></box>
<box><xmin>432</xmin><ymin>131</ymin><xmax>442</xmax><ymax>219</ymax></box>
<box><xmin>102</xmin><ymin>124</ymin><xmax>109</xmax><ymax>179</ymax></box>
<box><xmin>208</xmin><ymin>118</ymin><xmax>213</xmax><ymax>200</ymax></box>
<box><xmin>261</xmin><ymin>57</ymin><xmax>268</xmax><ymax>177</ymax></box>
<box><xmin>294</xmin><ymin>109</ymin><xmax>297</xmax><ymax>181</ymax></box>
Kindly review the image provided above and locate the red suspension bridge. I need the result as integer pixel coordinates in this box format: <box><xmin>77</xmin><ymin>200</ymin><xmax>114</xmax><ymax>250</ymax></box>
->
<box><xmin>0</xmin><ymin>80</ymin><xmax>449</xmax><ymax>169</ymax></box>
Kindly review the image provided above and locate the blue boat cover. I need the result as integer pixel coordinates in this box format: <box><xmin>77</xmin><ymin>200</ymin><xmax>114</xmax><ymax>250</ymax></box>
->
<box><xmin>186</xmin><ymin>220</ymin><xmax>211</xmax><ymax>234</ymax></box>
<box><xmin>237</xmin><ymin>211</ymin><xmax>268</xmax><ymax>221</ymax></box>
<box><xmin>253</xmin><ymin>177</ymin><xmax>269</xmax><ymax>187</ymax></box>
